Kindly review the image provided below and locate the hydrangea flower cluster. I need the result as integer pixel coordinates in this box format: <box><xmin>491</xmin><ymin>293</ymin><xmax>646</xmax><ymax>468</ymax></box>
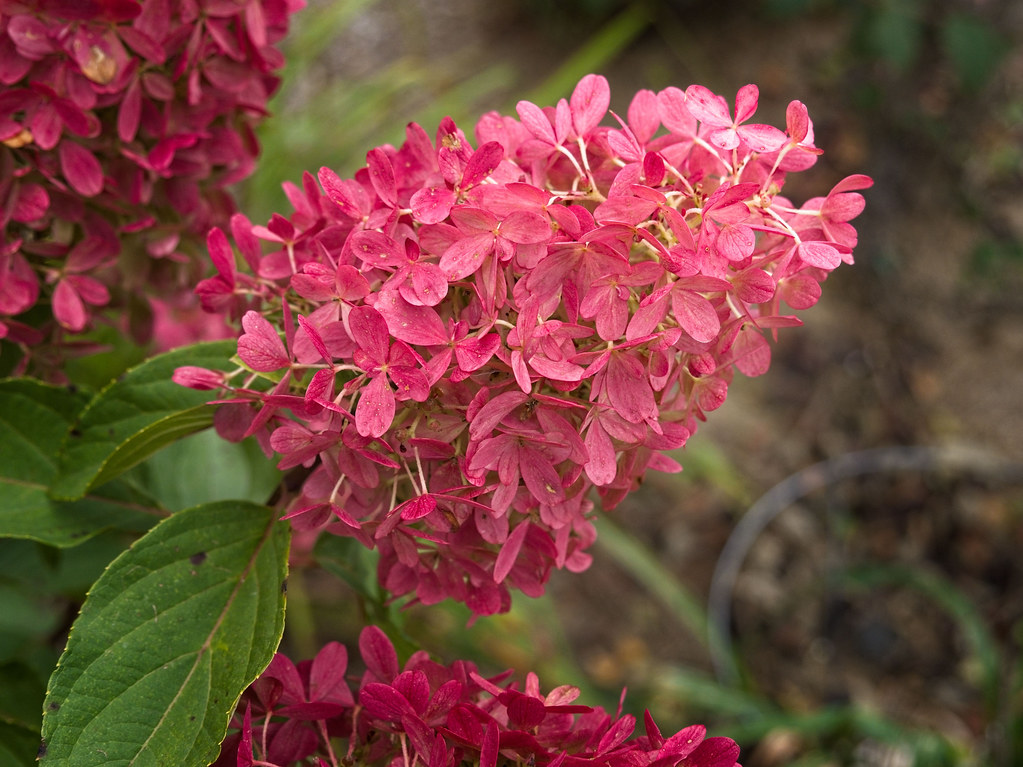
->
<box><xmin>0</xmin><ymin>0</ymin><xmax>302</xmax><ymax>369</ymax></box>
<box><xmin>215</xmin><ymin>625</ymin><xmax>742</xmax><ymax>767</ymax></box>
<box><xmin>176</xmin><ymin>74</ymin><xmax>872</xmax><ymax>616</ymax></box>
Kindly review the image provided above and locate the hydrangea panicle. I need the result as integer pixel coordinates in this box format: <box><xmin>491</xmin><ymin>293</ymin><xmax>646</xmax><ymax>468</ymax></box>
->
<box><xmin>0</xmin><ymin>0</ymin><xmax>302</xmax><ymax>373</ymax></box>
<box><xmin>179</xmin><ymin>74</ymin><xmax>871</xmax><ymax>616</ymax></box>
<box><xmin>215</xmin><ymin>626</ymin><xmax>743</xmax><ymax>767</ymax></box>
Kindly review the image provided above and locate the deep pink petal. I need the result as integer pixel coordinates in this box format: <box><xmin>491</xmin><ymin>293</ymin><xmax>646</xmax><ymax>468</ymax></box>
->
<box><xmin>569</xmin><ymin>73</ymin><xmax>610</xmax><ymax>136</ymax></box>
<box><xmin>358</xmin><ymin>625</ymin><xmax>399</xmax><ymax>682</ymax></box>
<box><xmin>683</xmin><ymin>84</ymin><xmax>732</xmax><ymax>128</ymax></box>
<box><xmin>657</xmin><ymin>86</ymin><xmax>697</xmax><ymax>136</ymax></box>
<box><xmin>584</xmin><ymin>418</ymin><xmax>617</xmax><ymax>486</ymax></box>
<box><xmin>528</xmin><ymin>354</ymin><xmax>585</xmax><ymax>383</ymax></box>
<box><xmin>597</xmin><ymin>714</ymin><xmax>636</xmax><ymax>752</ymax></box>
<box><xmin>410</xmin><ymin>186</ymin><xmax>455</xmax><ymax>224</ymax></box>
<box><xmin>349</xmin><ymin>230</ymin><xmax>404</xmax><ymax>269</ymax></box>
<box><xmin>118</xmin><ymin>76</ymin><xmax>142</xmax><ymax>142</ymax></box>
<box><xmin>606</xmin><ymin>353</ymin><xmax>657</xmax><ymax>424</ymax></box>
<box><xmin>498</xmin><ymin>210</ymin><xmax>550</xmax><ymax>244</ymax></box>
<box><xmin>317</xmin><ymin>167</ymin><xmax>368</xmax><ymax>218</ymax></box>
<box><xmin>672</xmin><ymin>289</ymin><xmax>720</xmax><ymax>343</ymax></box>
<box><xmin>66</xmin><ymin>274</ymin><xmax>108</xmax><ymax>306</ymax></box>
<box><xmin>52</xmin><ymin>279</ymin><xmax>87</xmax><ymax>331</ymax></box>
<box><xmin>355</xmin><ymin>373</ymin><xmax>395</xmax><ymax>438</ymax></box>
<box><xmin>398</xmin><ymin>494</ymin><xmax>437</xmax><ymax>520</ymax></box>
<box><xmin>732</xmin><ymin>325</ymin><xmax>771</xmax><ymax>377</ymax></box>
<box><xmin>480</xmin><ymin>721</ymin><xmax>499</xmax><ymax>767</ymax></box>
<box><xmin>359</xmin><ymin>682</ymin><xmax>415</xmax><ymax>722</ymax></box>
<box><xmin>366</xmin><ymin>147</ymin><xmax>397</xmax><ymax>207</ymax></box>
<box><xmin>206</xmin><ymin>226</ymin><xmax>236</xmax><ymax>281</ymax></box>
<box><xmin>403</xmin><ymin>263</ymin><xmax>448</xmax><ymax>307</ymax></box>
<box><xmin>493</xmin><ymin>519</ymin><xmax>530</xmax><ymax>583</ymax></box>
<box><xmin>375</xmin><ymin>293</ymin><xmax>448</xmax><ymax>345</ymax></box>
<box><xmin>733</xmin><ymin>83</ymin><xmax>760</xmax><ymax>124</ymax></box>
<box><xmin>796</xmin><ymin>241</ymin><xmax>842</xmax><ymax>270</ymax></box>
<box><xmin>297</xmin><ymin>315</ymin><xmax>332</xmax><ymax>362</ymax></box>
<box><xmin>785</xmin><ymin>100</ymin><xmax>811</xmax><ymax>142</ymax></box>
<box><xmin>515</xmin><ymin>99</ymin><xmax>557</xmax><ymax>145</ymax></box>
<box><xmin>348</xmin><ymin>305</ymin><xmax>391</xmax><ymax>361</ymax></box>
<box><xmin>439</xmin><ymin>232</ymin><xmax>494</xmax><ymax>281</ymax></box>
<box><xmin>659</xmin><ymin>723</ymin><xmax>706</xmax><ymax>759</ymax></box>
<box><xmin>461</xmin><ymin>141</ymin><xmax>504</xmax><ymax>189</ymax></box>
<box><xmin>238</xmin><ymin>310</ymin><xmax>290</xmax><ymax>371</ymax></box>
<box><xmin>554</xmin><ymin>97</ymin><xmax>573</xmax><ymax>143</ymax></box>
<box><xmin>59</xmin><ymin>141</ymin><xmax>103</xmax><ymax>197</ymax></box>
<box><xmin>607</xmin><ymin>127</ymin><xmax>643</xmax><ymax>162</ymax></box>
<box><xmin>737</xmin><ymin>123</ymin><xmax>787</xmax><ymax>152</ymax></box>
<box><xmin>11</xmin><ymin>183</ymin><xmax>49</xmax><ymax>223</ymax></box>
<box><xmin>455</xmin><ymin>332</ymin><xmax>500</xmax><ymax>372</ymax></box>
<box><xmin>829</xmin><ymin>173</ymin><xmax>875</xmax><ymax>195</ymax></box>
<box><xmin>173</xmin><ymin>366</ymin><xmax>225</xmax><ymax>390</ymax></box>
<box><xmin>388</xmin><ymin>365</ymin><xmax>430</xmax><ymax>402</ymax></box>
<box><xmin>468</xmin><ymin>390</ymin><xmax>529</xmax><ymax>441</ymax></box>
<box><xmin>715</xmin><ymin>223</ymin><xmax>755</xmax><ymax>261</ymax></box>
<box><xmin>779</xmin><ymin>273</ymin><xmax>821</xmax><ymax>309</ymax></box>
<box><xmin>627</xmin><ymin>88</ymin><xmax>661</xmax><ymax>143</ymax></box>
<box><xmin>687</xmin><ymin>736</ymin><xmax>741</xmax><ymax>767</ymax></box>
<box><xmin>706</xmin><ymin>126</ymin><xmax>740</xmax><ymax>150</ymax></box>
<box><xmin>823</xmin><ymin>190</ymin><xmax>868</xmax><ymax>222</ymax></box>
<box><xmin>731</xmin><ymin>267</ymin><xmax>776</xmax><ymax>304</ymax></box>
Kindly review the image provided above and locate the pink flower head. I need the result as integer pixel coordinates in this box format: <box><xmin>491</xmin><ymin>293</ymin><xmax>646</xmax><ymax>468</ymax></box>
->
<box><xmin>1</xmin><ymin>0</ymin><xmax>302</xmax><ymax>373</ymax></box>
<box><xmin>179</xmin><ymin>73</ymin><xmax>871</xmax><ymax>616</ymax></box>
<box><xmin>216</xmin><ymin>628</ymin><xmax>743</xmax><ymax>767</ymax></box>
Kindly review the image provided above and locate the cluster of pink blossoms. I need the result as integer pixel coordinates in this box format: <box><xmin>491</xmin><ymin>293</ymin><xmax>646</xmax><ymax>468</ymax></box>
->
<box><xmin>0</xmin><ymin>0</ymin><xmax>302</xmax><ymax>370</ymax></box>
<box><xmin>216</xmin><ymin>625</ymin><xmax>741</xmax><ymax>767</ymax></box>
<box><xmin>176</xmin><ymin>74</ymin><xmax>872</xmax><ymax>616</ymax></box>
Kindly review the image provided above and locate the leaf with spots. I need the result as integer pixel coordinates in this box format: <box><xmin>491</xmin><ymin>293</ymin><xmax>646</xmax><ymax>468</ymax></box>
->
<box><xmin>39</xmin><ymin>501</ymin><xmax>289</xmax><ymax>767</ymax></box>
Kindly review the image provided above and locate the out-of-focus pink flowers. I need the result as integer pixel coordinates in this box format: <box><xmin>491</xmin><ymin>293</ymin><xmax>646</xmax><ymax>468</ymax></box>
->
<box><xmin>178</xmin><ymin>74</ymin><xmax>871</xmax><ymax>616</ymax></box>
<box><xmin>0</xmin><ymin>0</ymin><xmax>303</xmax><ymax>373</ymax></box>
<box><xmin>215</xmin><ymin>625</ymin><xmax>742</xmax><ymax>767</ymax></box>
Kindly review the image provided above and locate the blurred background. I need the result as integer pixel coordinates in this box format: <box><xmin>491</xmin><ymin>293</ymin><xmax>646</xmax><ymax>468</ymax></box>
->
<box><xmin>234</xmin><ymin>0</ymin><xmax>1023</xmax><ymax>764</ymax></box>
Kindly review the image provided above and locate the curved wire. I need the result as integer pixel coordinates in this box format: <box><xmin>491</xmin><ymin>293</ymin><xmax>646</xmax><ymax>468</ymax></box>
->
<box><xmin>707</xmin><ymin>444</ymin><xmax>1023</xmax><ymax>685</ymax></box>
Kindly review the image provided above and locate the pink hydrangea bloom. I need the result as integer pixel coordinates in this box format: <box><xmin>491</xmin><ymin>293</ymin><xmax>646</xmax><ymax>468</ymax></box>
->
<box><xmin>0</xmin><ymin>0</ymin><xmax>303</xmax><ymax>374</ymax></box>
<box><xmin>179</xmin><ymin>74</ymin><xmax>871</xmax><ymax>616</ymax></box>
<box><xmin>214</xmin><ymin>625</ymin><xmax>743</xmax><ymax>767</ymax></box>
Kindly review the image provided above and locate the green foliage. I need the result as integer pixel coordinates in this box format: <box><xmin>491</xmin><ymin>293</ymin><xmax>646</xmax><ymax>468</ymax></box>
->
<box><xmin>0</xmin><ymin>720</ymin><xmax>40</xmax><ymax>767</ymax></box>
<box><xmin>130</xmin><ymin>428</ymin><xmax>282</xmax><ymax>512</ymax></box>
<box><xmin>0</xmin><ymin>379</ymin><xmax>158</xmax><ymax>546</ymax></box>
<box><xmin>766</xmin><ymin>0</ymin><xmax>1009</xmax><ymax>92</ymax></box>
<box><xmin>50</xmin><ymin>340</ymin><xmax>237</xmax><ymax>501</ymax></box>
<box><xmin>940</xmin><ymin>11</ymin><xmax>1011</xmax><ymax>91</ymax></box>
<box><xmin>39</xmin><ymin>501</ymin><xmax>289</xmax><ymax>767</ymax></box>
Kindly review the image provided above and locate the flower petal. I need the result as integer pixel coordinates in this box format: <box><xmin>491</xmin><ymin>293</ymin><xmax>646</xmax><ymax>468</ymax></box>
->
<box><xmin>238</xmin><ymin>310</ymin><xmax>289</xmax><ymax>371</ymax></box>
<box><xmin>59</xmin><ymin>141</ymin><xmax>103</xmax><ymax>197</ymax></box>
<box><xmin>355</xmin><ymin>372</ymin><xmax>395</xmax><ymax>438</ymax></box>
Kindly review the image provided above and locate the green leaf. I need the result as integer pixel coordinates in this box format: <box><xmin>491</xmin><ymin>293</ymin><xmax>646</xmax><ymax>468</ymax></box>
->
<box><xmin>40</xmin><ymin>501</ymin><xmax>290</xmax><ymax>767</ymax></box>
<box><xmin>51</xmin><ymin>340</ymin><xmax>237</xmax><ymax>501</ymax></box>
<box><xmin>131</xmin><ymin>428</ymin><xmax>283</xmax><ymax>512</ymax></box>
<box><xmin>0</xmin><ymin>720</ymin><xmax>40</xmax><ymax>766</ymax></box>
<box><xmin>0</xmin><ymin>661</ymin><xmax>47</xmax><ymax>729</ymax></box>
<box><xmin>941</xmin><ymin>12</ymin><xmax>1010</xmax><ymax>91</ymax></box>
<box><xmin>0</xmin><ymin>379</ymin><xmax>159</xmax><ymax>546</ymax></box>
<box><xmin>0</xmin><ymin>583</ymin><xmax>61</xmax><ymax>663</ymax></box>
<box><xmin>868</xmin><ymin>0</ymin><xmax>922</xmax><ymax>73</ymax></box>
